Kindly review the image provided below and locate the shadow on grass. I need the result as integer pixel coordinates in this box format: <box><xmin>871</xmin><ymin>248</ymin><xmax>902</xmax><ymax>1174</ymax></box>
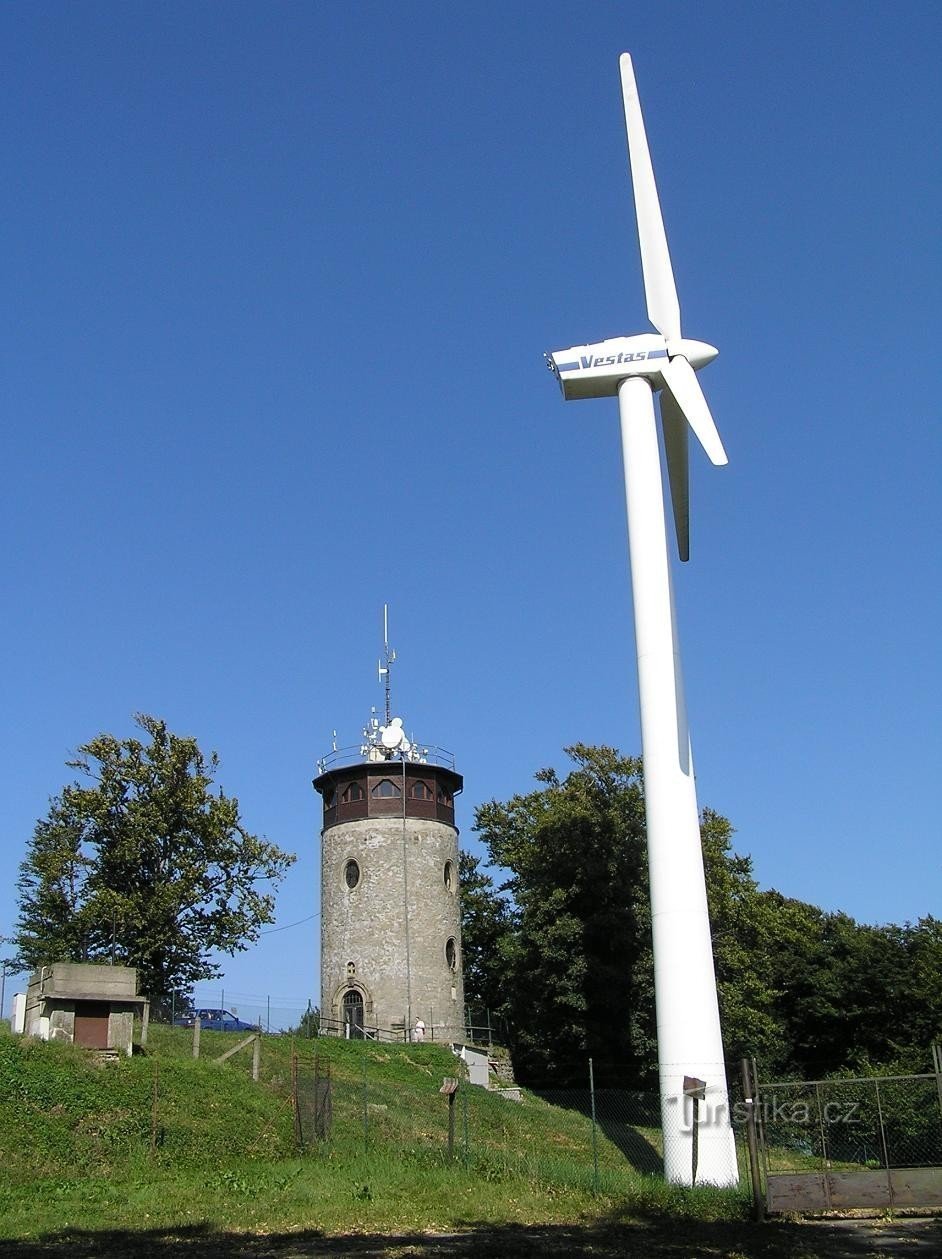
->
<box><xmin>2</xmin><ymin>1215</ymin><xmax>941</xmax><ymax>1259</ymax></box>
<box><xmin>534</xmin><ymin>1089</ymin><xmax>662</xmax><ymax>1174</ymax></box>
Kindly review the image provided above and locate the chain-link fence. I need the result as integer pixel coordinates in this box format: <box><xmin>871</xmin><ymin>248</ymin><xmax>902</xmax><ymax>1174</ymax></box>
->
<box><xmin>755</xmin><ymin>1073</ymin><xmax>942</xmax><ymax>1172</ymax></box>
<box><xmin>748</xmin><ymin>1065</ymin><xmax>942</xmax><ymax>1213</ymax></box>
<box><xmin>286</xmin><ymin>1038</ymin><xmax>753</xmax><ymax>1193</ymax></box>
<box><xmin>142</xmin><ymin>991</ymin><xmax>507</xmax><ymax>1047</ymax></box>
<box><xmin>6</xmin><ymin>1011</ymin><xmax>756</xmax><ymax>1193</ymax></box>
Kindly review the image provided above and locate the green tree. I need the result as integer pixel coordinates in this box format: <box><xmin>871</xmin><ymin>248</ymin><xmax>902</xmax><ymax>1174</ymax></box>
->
<box><xmin>473</xmin><ymin>745</ymin><xmax>653</xmax><ymax>1086</ymax></box>
<box><xmin>288</xmin><ymin>1001</ymin><xmax>321</xmax><ymax>1039</ymax></box>
<box><xmin>457</xmin><ymin>850</ymin><xmax>513</xmax><ymax>1022</ymax></box>
<box><xmin>15</xmin><ymin>714</ymin><xmax>294</xmax><ymax>1007</ymax></box>
<box><xmin>700</xmin><ymin>809</ymin><xmax>790</xmax><ymax>1072</ymax></box>
<box><xmin>470</xmin><ymin>745</ymin><xmax>833</xmax><ymax>1086</ymax></box>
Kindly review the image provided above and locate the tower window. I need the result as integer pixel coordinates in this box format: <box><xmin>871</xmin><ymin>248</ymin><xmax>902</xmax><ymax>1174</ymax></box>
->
<box><xmin>443</xmin><ymin>860</ymin><xmax>455</xmax><ymax>893</ymax></box>
<box><xmin>322</xmin><ymin>786</ymin><xmax>335</xmax><ymax>808</ymax></box>
<box><xmin>410</xmin><ymin>780</ymin><xmax>433</xmax><ymax>800</ymax></box>
<box><xmin>341</xmin><ymin>781</ymin><xmax>365</xmax><ymax>803</ymax></box>
<box><xmin>344</xmin><ymin>859</ymin><xmax>361</xmax><ymax>890</ymax></box>
<box><xmin>437</xmin><ymin>786</ymin><xmax>453</xmax><ymax>807</ymax></box>
<box><xmin>445</xmin><ymin>937</ymin><xmax>458</xmax><ymax>971</ymax></box>
<box><xmin>371</xmin><ymin>778</ymin><xmax>401</xmax><ymax>798</ymax></box>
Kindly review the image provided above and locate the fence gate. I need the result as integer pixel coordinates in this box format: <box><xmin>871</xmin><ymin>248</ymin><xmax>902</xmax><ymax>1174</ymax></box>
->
<box><xmin>753</xmin><ymin>1047</ymin><xmax>942</xmax><ymax>1213</ymax></box>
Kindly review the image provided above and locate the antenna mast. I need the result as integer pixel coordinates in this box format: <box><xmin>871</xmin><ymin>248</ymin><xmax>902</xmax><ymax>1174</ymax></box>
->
<box><xmin>378</xmin><ymin>603</ymin><xmax>396</xmax><ymax>726</ymax></box>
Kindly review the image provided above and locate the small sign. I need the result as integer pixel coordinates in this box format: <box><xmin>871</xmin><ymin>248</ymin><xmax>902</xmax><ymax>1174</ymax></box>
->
<box><xmin>683</xmin><ymin>1075</ymin><xmax>706</xmax><ymax>1100</ymax></box>
<box><xmin>440</xmin><ymin>1077</ymin><xmax>459</xmax><ymax>1095</ymax></box>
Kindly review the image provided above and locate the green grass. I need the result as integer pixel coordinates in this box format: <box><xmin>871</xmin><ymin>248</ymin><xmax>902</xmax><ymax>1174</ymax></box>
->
<box><xmin>0</xmin><ymin>1024</ymin><xmax>752</xmax><ymax>1243</ymax></box>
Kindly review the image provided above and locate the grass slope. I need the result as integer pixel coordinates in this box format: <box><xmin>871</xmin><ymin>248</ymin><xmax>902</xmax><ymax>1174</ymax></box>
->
<box><xmin>0</xmin><ymin>1024</ymin><xmax>753</xmax><ymax>1245</ymax></box>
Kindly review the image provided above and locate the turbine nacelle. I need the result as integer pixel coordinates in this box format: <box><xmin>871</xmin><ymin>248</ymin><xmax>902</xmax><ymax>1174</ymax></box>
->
<box><xmin>546</xmin><ymin>335</ymin><xmax>718</xmax><ymax>401</ymax></box>
<box><xmin>546</xmin><ymin>52</ymin><xmax>729</xmax><ymax>561</ymax></box>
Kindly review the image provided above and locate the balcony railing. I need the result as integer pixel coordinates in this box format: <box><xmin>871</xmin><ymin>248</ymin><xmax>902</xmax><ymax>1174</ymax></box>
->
<box><xmin>316</xmin><ymin>741</ymin><xmax>456</xmax><ymax>775</ymax></box>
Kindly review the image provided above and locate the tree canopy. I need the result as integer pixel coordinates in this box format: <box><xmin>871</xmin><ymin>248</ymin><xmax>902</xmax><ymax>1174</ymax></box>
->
<box><xmin>462</xmin><ymin>745</ymin><xmax>942</xmax><ymax>1087</ymax></box>
<box><xmin>15</xmin><ymin>714</ymin><xmax>294</xmax><ymax>1006</ymax></box>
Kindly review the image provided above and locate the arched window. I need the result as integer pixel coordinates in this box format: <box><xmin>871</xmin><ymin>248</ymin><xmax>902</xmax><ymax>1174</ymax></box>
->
<box><xmin>322</xmin><ymin>786</ymin><xmax>336</xmax><ymax>808</ymax></box>
<box><xmin>371</xmin><ymin>778</ymin><xmax>401</xmax><ymax>799</ymax></box>
<box><xmin>410</xmin><ymin>780</ymin><xmax>433</xmax><ymax>800</ymax></box>
<box><xmin>437</xmin><ymin>785</ymin><xmax>453</xmax><ymax>807</ymax></box>
<box><xmin>344</xmin><ymin>859</ymin><xmax>360</xmax><ymax>890</ymax></box>
<box><xmin>445</xmin><ymin>937</ymin><xmax>458</xmax><ymax>971</ymax></box>
<box><xmin>443</xmin><ymin>860</ymin><xmax>455</xmax><ymax>893</ymax></box>
<box><xmin>341</xmin><ymin>781</ymin><xmax>365</xmax><ymax>803</ymax></box>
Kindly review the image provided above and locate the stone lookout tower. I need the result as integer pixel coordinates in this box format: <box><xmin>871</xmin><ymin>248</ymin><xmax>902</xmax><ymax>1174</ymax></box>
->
<box><xmin>313</xmin><ymin>621</ymin><xmax>465</xmax><ymax>1042</ymax></box>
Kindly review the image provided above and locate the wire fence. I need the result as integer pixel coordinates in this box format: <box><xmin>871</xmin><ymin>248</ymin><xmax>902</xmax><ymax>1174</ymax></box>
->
<box><xmin>756</xmin><ymin>1074</ymin><xmax>942</xmax><ymax>1172</ymax></box>
<box><xmin>142</xmin><ymin>992</ymin><xmax>508</xmax><ymax>1046</ymax></box>
<box><xmin>285</xmin><ymin>1037</ymin><xmax>752</xmax><ymax>1191</ymax></box>
<box><xmin>102</xmin><ymin>1019</ymin><xmax>755</xmax><ymax>1188</ymax></box>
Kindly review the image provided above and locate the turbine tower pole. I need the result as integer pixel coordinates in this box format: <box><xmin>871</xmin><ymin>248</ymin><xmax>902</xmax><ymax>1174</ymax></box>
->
<box><xmin>618</xmin><ymin>377</ymin><xmax>737</xmax><ymax>1185</ymax></box>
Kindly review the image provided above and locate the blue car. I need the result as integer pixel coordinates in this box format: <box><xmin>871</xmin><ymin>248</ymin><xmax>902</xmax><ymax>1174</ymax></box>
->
<box><xmin>174</xmin><ymin>1008</ymin><xmax>259</xmax><ymax>1032</ymax></box>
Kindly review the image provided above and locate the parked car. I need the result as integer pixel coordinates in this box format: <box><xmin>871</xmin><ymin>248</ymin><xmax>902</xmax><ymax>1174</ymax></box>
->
<box><xmin>173</xmin><ymin>1008</ymin><xmax>259</xmax><ymax>1032</ymax></box>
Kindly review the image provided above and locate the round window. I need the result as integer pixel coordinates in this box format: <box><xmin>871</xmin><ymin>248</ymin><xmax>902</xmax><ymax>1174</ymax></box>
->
<box><xmin>445</xmin><ymin>937</ymin><xmax>457</xmax><ymax>971</ymax></box>
<box><xmin>443</xmin><ymin>860</ymin><xmax>455</xmax><ymax>893</ymax></box>
<box><xmin>344</xmin><ymin>859</ymin><xmax>360</xmax><ymax>890</ymax></box>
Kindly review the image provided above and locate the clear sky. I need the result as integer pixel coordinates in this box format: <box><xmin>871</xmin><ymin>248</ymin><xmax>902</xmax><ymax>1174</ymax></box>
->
<box><xmin>2</xmin><ymin>2</ymin><xmax>940</xmax><ymax>1028</ymax></box>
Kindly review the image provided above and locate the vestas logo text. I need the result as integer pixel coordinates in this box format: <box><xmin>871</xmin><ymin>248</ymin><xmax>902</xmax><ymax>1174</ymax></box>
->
<box><xmin>581</xmin><ymin>351</ymin><xmax>649</xmax><ymax>369</ymax></box>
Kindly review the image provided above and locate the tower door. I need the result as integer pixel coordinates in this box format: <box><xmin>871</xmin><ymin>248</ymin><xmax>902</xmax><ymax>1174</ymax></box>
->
<box><xmin>342</xmin><ymin>989</ymin><xmax>364</xmax><ymax>1039</ymax></box>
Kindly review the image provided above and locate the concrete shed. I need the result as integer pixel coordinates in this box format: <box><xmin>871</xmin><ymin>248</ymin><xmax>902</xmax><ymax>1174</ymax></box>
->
<box><xmin>23</xmin><ymin>963</ymin><xmax>149</xmax><ymax>1056</ymax></box>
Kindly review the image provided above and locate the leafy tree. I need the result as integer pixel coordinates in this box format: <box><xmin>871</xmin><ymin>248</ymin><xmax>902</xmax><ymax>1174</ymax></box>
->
<box><xmin>757</xmin><ymin>910</ymin><xmax>942</xmax><ymax>1078</ymax></box>
<box><xmin>468</xmin><ymin>744</ymin><xmax>942</xmax><ymax>1087</ymax></box>
<box><xmin>288</xmin><ymin>1001</ymin><xmax>321</xmax><ymax>1039</ymax></box>
<box><xmin>15</xmin><ymin>714</ymin><xmax>294</xmax><ymax>1007</ymax></box>
<box><xmin>473</xmin><ymin>745</ymin><xmax>653</xmax><ymax>1086</ymax></box>
<box><xmin>700</xmin><ymin>809</ymin><xmax>791</xmax><ymax>1072</ymax></box>
<box><xmin>457</xmin><ymin>850</ymin><xmax>513</xmax><ymax>1022</ymax></box>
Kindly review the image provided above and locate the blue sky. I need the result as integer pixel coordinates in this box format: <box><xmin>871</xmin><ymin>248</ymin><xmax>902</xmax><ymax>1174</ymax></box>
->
<box><xmin>2</xmin><ymin>2</ymin><xmax>939</xmax><ymax>1027</ymax></box>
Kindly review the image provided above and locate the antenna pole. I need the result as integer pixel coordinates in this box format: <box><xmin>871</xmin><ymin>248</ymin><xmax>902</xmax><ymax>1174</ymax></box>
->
<box><xmin>381</xmin><ymin>603</ymin><xmax>395</xmax><ymax>726</ymax></box>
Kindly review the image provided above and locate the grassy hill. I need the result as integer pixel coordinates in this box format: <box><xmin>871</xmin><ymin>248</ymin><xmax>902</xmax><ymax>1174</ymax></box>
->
<box><xmin>0</xmin><ymin>1023</ymin><xmax>747</xmax><ymax>1243</ymax></box>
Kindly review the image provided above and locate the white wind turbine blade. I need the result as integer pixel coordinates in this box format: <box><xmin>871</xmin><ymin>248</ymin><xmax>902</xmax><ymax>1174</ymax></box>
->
<box><xmin>659</xmin><ymin>388</ymin><xmax>690</xmax><ymax>562</ymax></box>
<box><xmin>619</xmin><ymin>53</ymin><xmax>681</xmax><ymax>344</ymax></box>
<box><xmin>661</xmin><ymin>355</ymin><xmax>728</xmax><ymax>466</ymax></box>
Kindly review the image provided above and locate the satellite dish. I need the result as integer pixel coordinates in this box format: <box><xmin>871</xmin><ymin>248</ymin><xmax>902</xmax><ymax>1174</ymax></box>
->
<box><xmin>380</xmin><ymin>717</ymin><xmax>404</xmax><ymax>750</ymax></box>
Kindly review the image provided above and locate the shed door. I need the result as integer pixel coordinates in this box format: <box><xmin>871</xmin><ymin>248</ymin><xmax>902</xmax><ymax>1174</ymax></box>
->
<box><xmin>74</xmin><ymin>1002</ymin><xmax>111</xmax><ymax>1049</ymax></box>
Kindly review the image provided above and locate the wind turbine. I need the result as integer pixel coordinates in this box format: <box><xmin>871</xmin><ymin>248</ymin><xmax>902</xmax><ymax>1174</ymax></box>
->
<box><xmin>546</xmin><ymin>54</ymin><xmax>738</xmax><ymax>1187</ymax></box>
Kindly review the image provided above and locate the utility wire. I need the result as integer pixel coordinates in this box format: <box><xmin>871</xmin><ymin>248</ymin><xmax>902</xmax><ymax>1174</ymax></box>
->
<box><xmin>259</xmin><ymin>911</ymin><xmax>320</xmax><ymax>936</ymax></box>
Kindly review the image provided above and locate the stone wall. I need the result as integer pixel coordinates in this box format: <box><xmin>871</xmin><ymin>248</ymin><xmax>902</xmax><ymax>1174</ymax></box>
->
<box><xmin>321</xmin><ymin>814</ymin><xmax>465</xmax><ymax>1041</ymax></box>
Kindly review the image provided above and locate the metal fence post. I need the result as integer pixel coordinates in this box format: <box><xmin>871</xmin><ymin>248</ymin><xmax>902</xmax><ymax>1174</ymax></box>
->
<box><xmin>874</xmin><ymin>1079</ymin><xmax>891</xmax><ymax>1171</ymax></box>
<box><xmin>462</xmin><ymin>1082</ymin><xmax>469</xmax><ymax>1164</ymax></box>
<box><xmin>291</xmin><ymin>1049</ymin><xmax>304</xmax><ymax>1153</ymax></box>
<box><xmin>150</xmin><ymin>1062</ymin><xmax>159</xmax><ymax>1157</ymax></box>
<box><xmin>932</xmin><ymin>1044</ymin><xmax>942</xmax><ymax>1125</ymax></box>
<box><xmin>741</xmin><ymin>1058</ymin><xmax>765</xmax><ymax>1220</ymax></box>
<box><xmin>192</xmin><ymin>1016</ymin><xmax>201</xmax><ymax>1059</ymax></box>
<box><xmin>362</xmin><ymin>1035</ymin><xmax>369</xmax><ymax>1152</ymax></box>
<box><xmin>588</xmin><ymin>1058</ymin><xmax>600</xmax><ymax>1194</ymax></box>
